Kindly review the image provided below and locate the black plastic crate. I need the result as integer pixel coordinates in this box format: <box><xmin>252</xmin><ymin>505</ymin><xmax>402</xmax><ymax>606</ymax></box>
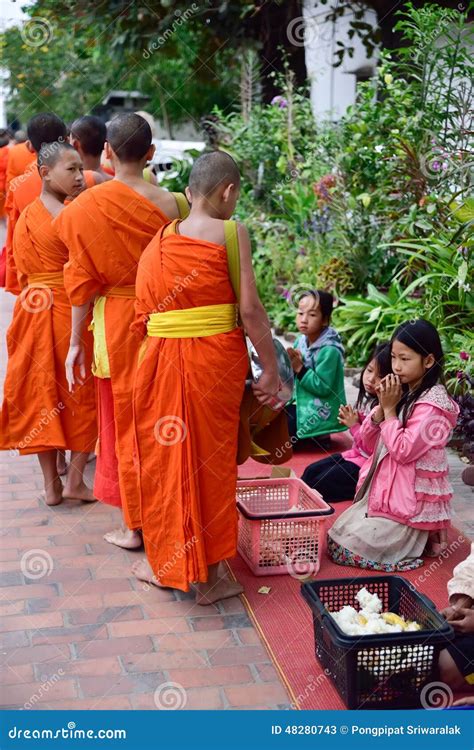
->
<box><xmin>301</xmin><ymin>575</ymin><xmax>454</xmax><ymax>709</ymax></box>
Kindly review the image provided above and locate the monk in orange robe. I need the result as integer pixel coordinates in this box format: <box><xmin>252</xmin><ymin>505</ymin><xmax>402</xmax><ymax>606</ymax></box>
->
<box><xmin>131</xmin><ymin>152</ymin><xmax>280</xmax><ymax>603</ymax></box>
<box><xmin>0</xmin><ymin>142</ymin><xmax>97</xmax><ymax>506</ymax></box>
<box><xmin>3</xmin><ymin>114</ymin><xmax>106</xmax><ymax>295</ymax></box>
<box><xmin>56</xmin><ymin>112</ymin><xmax>188</xmax><ymax>549</ymax></box>
<box><xmin>70</xmin><ymin>115</ymin><xmax>112</xmax><ymax>182</ymax></box>
<box><xmin>0</xmin><ymin>129</ymin><xmax>10</xmax><ymax>220</ymax></box>
<box><xmin>5</xmin><ymin>139</ymin><xmax>35</xmax><ymax>190</ymax></box>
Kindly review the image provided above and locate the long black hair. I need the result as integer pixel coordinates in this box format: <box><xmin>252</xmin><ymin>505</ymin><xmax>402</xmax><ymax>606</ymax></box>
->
<box><xmin>391</xmin><ymin>319</ymin><xmax>444</xmax><ymax>425</ymax></box>
<box><xmin>356</xmin><ymin>342</ymin><xmax>392</xmax><ymax>410</ymax></box>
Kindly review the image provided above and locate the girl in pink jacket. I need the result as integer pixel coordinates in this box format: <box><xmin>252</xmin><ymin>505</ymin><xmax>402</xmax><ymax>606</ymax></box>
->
<box><xmin>328</xmin><ymin>319</ymin><xmax>459</xmax><ymax>572</ymax></box>
<box><xmin>301</xmin><ymin>342</ymin><xmax>391</xmax><ymax>501</ymax></box>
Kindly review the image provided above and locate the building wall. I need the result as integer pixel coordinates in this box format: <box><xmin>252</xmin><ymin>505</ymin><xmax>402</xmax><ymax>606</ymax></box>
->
<box><xmin>303</xmin><ymin>0</ymin><xmax>379</xmax><ymax>121</ymax></box>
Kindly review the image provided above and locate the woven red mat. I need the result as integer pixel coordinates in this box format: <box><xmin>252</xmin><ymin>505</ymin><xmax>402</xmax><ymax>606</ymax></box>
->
<box><xmin>230</xmin><ymin>442</ymin><xmax>471</xmax><ymax>710</ymax></box>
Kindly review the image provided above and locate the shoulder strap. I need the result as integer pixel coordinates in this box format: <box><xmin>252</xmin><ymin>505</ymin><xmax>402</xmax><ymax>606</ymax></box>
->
<box><xmin>224</xmin><ymin>219</ymin><xmax>240</xmax><ymax>302</ymax></box>
<box><xmin>162</xmin><ymin>219</ymin><xmax>179</xmax><ymax>240</ymax></box>
<box><xmin>143</xmin><ymin>167</ymin><xmax>153</xmax><ymax>183</ymax></box>
<box><xmin>172</xmin><ymin>192</ymin><xmax>190</xmax><ymax>220</ymax></box>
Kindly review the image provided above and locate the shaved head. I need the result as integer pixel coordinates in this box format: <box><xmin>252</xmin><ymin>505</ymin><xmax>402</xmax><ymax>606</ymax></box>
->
<box><xmin>188</xmin><ymin>151</ymin><xmax>240</xmax><ymax>198</ymax></box>
<box><xmin>38</xmin><ymin>141</ymin><xmax>77</xmax><ymax>169</ymax></box>
<box><xmin>71</xmin><ymin>115</ymin><xmax>106</xmax><ymax>157</ymax></box>
<box><xmin>27</xmin><ymin>112</ymin><xmax>68</xmax><ymax>153</ymax></box>
<box><xmin>107</xmin><ymin>113</ymin><xmax>152</xmax><ymax>162</ymax></box>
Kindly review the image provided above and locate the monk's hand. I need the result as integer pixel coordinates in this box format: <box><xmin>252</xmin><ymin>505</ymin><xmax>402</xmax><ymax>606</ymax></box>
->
<box><xmin>287</xmin><ymin>347</ymin><xmax>303</xmax><ymax>374</ymax></box>
<box><xmin>66</xmin><ymin>344</ymin><xmax>86</xmax><ymax>391</ymax></box>
<box><xmin>252</xmin><ymin>370</ymin><xmax>282</xmax><ymax>408</ymax></box>
<box><xmin>377</xmin><ymin>374</ymin><xmax>402</xmax><ymax>416</ymax></box>
<box><xmin>338</xmin><ymin>404</ymin><xmax>359</xmax><ymax>428</ymax></box>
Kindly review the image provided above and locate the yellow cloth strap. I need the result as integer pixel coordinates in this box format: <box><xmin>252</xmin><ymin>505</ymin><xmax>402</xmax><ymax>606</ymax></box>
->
<box><xmin>27</xmin><ymin>272</ymin><xmax>64</xmax><ymax>287</ymax></box>
<box><xmin>90</xmin><ymin>285</ymin><xmax>136</xmax><ymax>379</ymax></box>
<box><xmin>223</xmin><ymin>220</ymin><xmax>240</xmax><ymax>301</ymax></box>
<box><xmin>147</xmin><ymin>303</ymin><xmax>237</xmax><ymax>339</ymax></box>
<box><xmin>102</xmin><ymin>284</ymin><xmax>136</xmax><ymax>298</ymax></box>
<box><xmin>171</xmin><ymin>192</ymin><xmax>190</xmax><ymax>219</ymax></box>
<box><xmin>144</xmin><ymin>218</ymin><xmax>239</xmax><ymax>339</ymax></box>
<box><xmin>143</xmin><ymin>166</ymin><xmax>153</xmax><ymax>183</ymax></box>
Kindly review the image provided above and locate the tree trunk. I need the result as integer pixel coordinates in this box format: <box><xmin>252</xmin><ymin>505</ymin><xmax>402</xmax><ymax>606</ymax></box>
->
<box><xmin>246</xmin><ymin>0</ymin><xmax>307</xmax><ymax>102</ymax></box>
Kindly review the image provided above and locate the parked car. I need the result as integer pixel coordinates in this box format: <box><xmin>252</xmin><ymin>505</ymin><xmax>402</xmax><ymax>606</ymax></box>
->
<box><xmin>150</xmin><ymin>139</ymin><xmax>205</xmax><ymax>182</ymax></box>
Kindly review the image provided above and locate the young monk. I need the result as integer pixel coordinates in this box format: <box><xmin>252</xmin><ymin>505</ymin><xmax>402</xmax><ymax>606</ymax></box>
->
<box><xmin>0</xmin><ymin>142</ymin><xmax>97</xmax><ymax>506</ymax></box>
<box><xmin>5</xmin><ymin>134</ymin><xmax>35</xmax><ymax>191</ymax></box>
<box><xmin>131</xmin><ymin>151</ymin><xmax>280</xmax><ymax>604</ymax></box>
<box><xmin>55</xmin><ymin>112</ymin><xmax>189</xmax><ymax>549</ymax></box>
<box><xmin>3</xmin><ymin>114</ymin><xmax>68</xmax><ymax>295</ymax></box>
<box><xmin>4</xmin><ymin>113</ymin><xmax>105</xmax><ymax>295</ymax></box>
<box><xmin>0</xmin><ymin>129</ymin><xmax>10</xmax><ymax>220</ymax></box>
<box><xmin>70</xmin><ymin>115</ymin><xmax>111</xmax><ymax>183</ymax></box>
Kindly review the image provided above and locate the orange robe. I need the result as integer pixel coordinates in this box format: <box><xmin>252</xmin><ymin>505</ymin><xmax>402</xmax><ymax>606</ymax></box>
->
<box><xmin>55</xmin><ymin>180</ymin><xmax>174</xmax><ymax>529</ymax></box>
<box><xmin>132</xmin><ymin>223</ymin><xmax>248</xmax><ymax>591</ymax></box>
<box><xmin>3</xmin><ymin>170</ymin><xmax>99</xmax><ymax>294</ymax></box>
<box><xmin>5</xmin><ymin>142</ymin><xmax>35</xmax><ymax>190</ymax></box>
<box><xmin>0</xmin><ymin>198</ymin><xmax>96</xmax><ymax>454</ymax></box>
<box><xmin>0</xmin><ymin>145</ymin><xmax>9</xmax><ymax>218</ymax></box>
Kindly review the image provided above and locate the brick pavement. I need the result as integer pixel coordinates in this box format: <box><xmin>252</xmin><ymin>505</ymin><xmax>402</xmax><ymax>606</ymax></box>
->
<box><xmin>0</xmin><ymin>447</ymin><xmax>292</xmax><ymax>710</ymax></box>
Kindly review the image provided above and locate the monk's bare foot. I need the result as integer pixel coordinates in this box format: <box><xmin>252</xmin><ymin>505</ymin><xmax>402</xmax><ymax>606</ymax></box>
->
<box><xmin>104</xmin><ymin>527</ymin><xmax>142</xmax><ymax>550</ymax></box>
<box><xmin>56</xmin><ymin>452</ymin><xmax>67</xmax><ymax>476</ymax></box>
<box><xmin>44</xmin><ymin>477</ymin><xmax>63</xmax><ymax>507</ymax></box>
<box><xmin>63</xmin><ymin>481</ymin><xmax>96</xmax><ymax>502</ymax></box>
<box><xmin>195</xmin><ymin>579</ymin><xmax>244</xmax><ymax>606</ymax></box>
<box><xmin>132</xmin><ymin>558</ymin><xmax>162</xmax><ymax>587</ymax></box>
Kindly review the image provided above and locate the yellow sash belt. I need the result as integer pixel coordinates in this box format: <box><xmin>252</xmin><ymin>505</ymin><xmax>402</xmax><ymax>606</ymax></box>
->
<box><xmin>146</xmin><ymin>303</ymin><xmax>238</xmax><ymax>339</ymax></box>
<box><xmin>27</xmin><ymin>272</ymin><xmax>64</xmax><ymax>287</ymax></box>
<box><xmin>102</xmin><ymin>285</ymin><xmax>136</xmax><ymax>298</ymax></box>
<box><xmin>90</xmin><ymin>285</ymin><xmax>136</xmax><ymax>379</ymax></box>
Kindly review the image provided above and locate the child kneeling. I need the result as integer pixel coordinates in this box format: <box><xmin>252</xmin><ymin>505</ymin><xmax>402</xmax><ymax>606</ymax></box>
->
<box><xmin>327</xmin><ymin>319</ymin><xmax>459</xmax><ymax>571</ymax></box>
<box><xmin>301</xmin><ymin>343</ymin><xmax>390</xmax><ymax>501</ymax></box>
<box><xmin>286</xmin><ymin>290</ymin><xmax>346</xmax><ymax>449</ymax></box>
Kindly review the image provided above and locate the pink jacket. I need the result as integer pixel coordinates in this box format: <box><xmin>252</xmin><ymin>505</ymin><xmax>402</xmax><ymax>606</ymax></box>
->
<box><xmin>356</xmin><ymin>385</ymin><xmax>459</xmax><ymax>530</ymax></box>
<box><xmin>342</xmin><ymin>414</ymin><xmax>372</xmax><ymax>468</ymax></box>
